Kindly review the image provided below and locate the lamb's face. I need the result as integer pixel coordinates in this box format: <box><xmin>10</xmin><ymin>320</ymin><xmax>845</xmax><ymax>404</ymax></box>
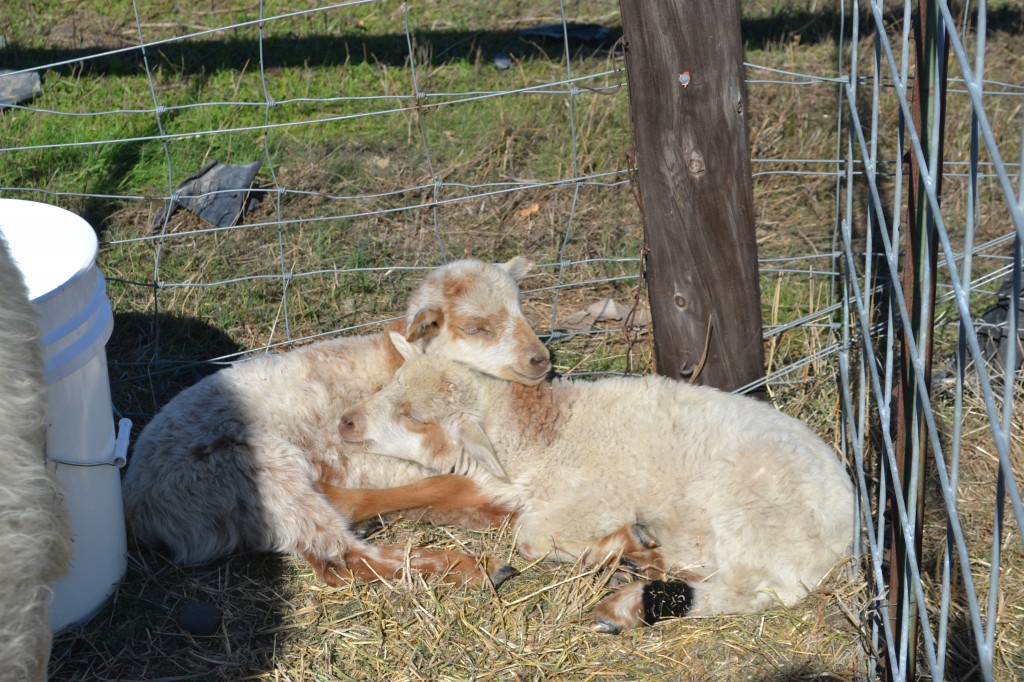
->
<box><xmin>402</xmin><ymin>258</ymin><xmax>551</xmax><ymax>386</ymax></box>
<box><xmin>339</xmin><ymin>355</ymin><xmax>506</xmax><ymax>479</ymax></box>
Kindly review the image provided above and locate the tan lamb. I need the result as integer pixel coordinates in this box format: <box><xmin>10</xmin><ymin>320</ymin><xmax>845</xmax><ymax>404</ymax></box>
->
<box><xmin>335</xmin><ymin>335</ymin><xmax>855</xmax><ymax>633</ymax></box>
<box><xmin>0</xmin><ymin>234</ymin><xmax>72</xmax><ymax>681</ymax></box>
<box><xmin>122</xmin><ymin>257</ymin><xmax>550</xmax><ymax>587</ymax></box>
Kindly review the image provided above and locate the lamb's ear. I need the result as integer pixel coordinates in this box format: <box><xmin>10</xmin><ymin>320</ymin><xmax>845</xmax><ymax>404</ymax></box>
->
<box><xmin>406</xmin><ymin>307</ymin><xmax>444</xmax><ymax>345</ymax></box>
<box><xmin>499</xmin><ymin>256</ymin><xmax>534</xmax><ymax>282</ymax></box>
<box><xmin>455</xmin><ymin>419</ymin><xmax>507</xmax><ymax>480</ymax></box>
<box><xmin>389</xmin><ymin>331</ymin><xmax>423</xmax><ymax>362</ymax></box>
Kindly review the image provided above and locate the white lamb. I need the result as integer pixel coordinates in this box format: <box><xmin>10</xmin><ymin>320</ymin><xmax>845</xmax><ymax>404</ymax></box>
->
<box><xmin>122</xmin><ymin>257</ymin><xmax>550</xmax><ymax>588</ymax></box>
<box><xmin>338</xmin><ymin>334</ymin><xmax>855</xmax><ymax>633</ymax></box>
<box><xmin>0</xmin><ymin>234</ymin><xmax>72</xmax><ymax>681</ymax></box>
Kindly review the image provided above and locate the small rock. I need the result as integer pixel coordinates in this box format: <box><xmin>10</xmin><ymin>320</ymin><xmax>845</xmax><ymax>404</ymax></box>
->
<box><xmin>176</xmin><ymin>599</ymin><xmax>221</xmax><ymax>636</ymax></box>
<box><xmin>493</xmin><ymin>52</ymin><xmax>512</xmax><ymax>70</ymax></box>
<box><xmin>0</xmin><ymin>69</ymin><xmax>42</xmax><ymax>108</ymax></box>
<box><xmin>561</xmin><ymin>298</ymin><xmax>651</xmax><ymax>330</ymax></box>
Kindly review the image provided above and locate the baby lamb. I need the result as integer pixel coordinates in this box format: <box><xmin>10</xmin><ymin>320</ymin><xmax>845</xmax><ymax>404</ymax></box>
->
<box><xmin>122</xmin><ymin>257</ymin><xmax>550</xmax><ymax>588</ymax></box>
<box><xmin>337</xmin><ymin>335</ymin><xmax>855</xmax><ymax>633</ymax></box>
<box><xmin>0</xmin><ymin>234</ymin><xmax>72</xmax><ymax>681</ymax></box>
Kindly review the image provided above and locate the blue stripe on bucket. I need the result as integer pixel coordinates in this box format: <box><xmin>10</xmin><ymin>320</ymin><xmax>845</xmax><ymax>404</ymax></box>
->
<box><xmin>43</xmin><ymin>294</ymin><xmax>113</xmax><ymax>385</ymax></box>
<box><xmin>40</xmin><ymin>268</ymin><xmax>106</xmax><ymax>348</ymax></box>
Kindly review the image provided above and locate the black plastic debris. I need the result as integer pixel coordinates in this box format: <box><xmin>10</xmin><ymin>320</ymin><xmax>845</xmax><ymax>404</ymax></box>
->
<box><xmin>151</xmin><ymin>159</ymin><xmax>262</xmax><ymax>232</ymax></box>
<box><xmin>976</xmin><ymin>265</ymin><xmax>1024</xmax><ymax>377</ymax></box>
<box><xmin>518</xmin><ymin>23</ymin><xmax>613</xmax><ymax>44</ymax></box>
<box><xmin>176</xmin><ymin>599</ymin><xmax>221</xmax><ymax>636</ymax></box>
<box><xmin>0</xmin><ymin>69</ymin><xmax>42</xmax><ymax>108</ymax></box>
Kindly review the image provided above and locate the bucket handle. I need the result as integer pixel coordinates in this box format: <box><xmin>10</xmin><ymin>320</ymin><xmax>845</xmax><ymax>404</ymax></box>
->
<box><xmin>47</xmin><ymin>418</ymin><xmax>132</xmax><ymax>468</ymax></box>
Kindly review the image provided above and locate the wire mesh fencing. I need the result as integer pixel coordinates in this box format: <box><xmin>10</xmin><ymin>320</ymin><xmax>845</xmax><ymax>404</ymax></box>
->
<box><xmin>0</xmin><ymin>0</ymin><xmax>855</xmax><ymax>409</ymax></box>
<box><xmin>1</xmin><ymin>0</ymin><xmax>1021</xmax><ymax>679</ymax></box>
<box><xmin>838</xmin><ymin>0</ymin><xmax>1023</xmax><ymax>679</ymax></box>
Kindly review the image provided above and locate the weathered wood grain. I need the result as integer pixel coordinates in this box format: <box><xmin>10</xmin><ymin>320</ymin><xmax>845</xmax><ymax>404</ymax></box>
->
<box><xmin>619</xmin><ymin>0</ymin><xmax>765</xmax><ymax>393</ymax></box>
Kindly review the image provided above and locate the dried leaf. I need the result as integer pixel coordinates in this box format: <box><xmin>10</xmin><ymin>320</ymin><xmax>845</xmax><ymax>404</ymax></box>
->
<box><xmin>514</xmin><ymin>203</ymin><xmax>540</xmax><ymax>220</ymax></box>
<box><xmin>560</xmin><ymin>298</ymin><xmax>651</xmax><ymax>330</ymax></box>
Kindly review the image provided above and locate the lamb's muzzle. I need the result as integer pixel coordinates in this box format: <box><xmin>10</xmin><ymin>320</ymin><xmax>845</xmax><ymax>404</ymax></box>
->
<box><xmin>498</xmin><ymin>325</ymin><xmax>550</xmax><ymax>384</ymax></box>
<box><xmin>521</xmin><ymin>341</ymin><xmax>551</xmax><ymax>381</ymax></box>
<box><xmin>338</xmin><ymin>408</ymin><xmax>364</xmax><ymax>443</ymax></box>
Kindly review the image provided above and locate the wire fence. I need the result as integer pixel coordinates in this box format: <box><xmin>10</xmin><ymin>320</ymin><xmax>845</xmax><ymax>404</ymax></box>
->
<box><xmin>838</xmin><ymin>1</ymin><xmax>1023</xmax><ymax>680</ymax></box>
<box><xmin>1</xmin><ymin>0</ymin><xmax>1021</xmax><ymax>679</ymax></box>
<box><xmin>0</xmin><ymin>1</ymin><xmax>858</xmax><ymax>391</ymax></box>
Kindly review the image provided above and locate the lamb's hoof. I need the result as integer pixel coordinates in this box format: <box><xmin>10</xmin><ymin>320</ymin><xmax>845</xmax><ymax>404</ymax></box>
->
<box><xmin>318</xmin><ymin>561</ymin><xmax>352</xmax><ymax>587</ymax></box>
<box><xmin>588</xmin><ymin>619</ymin><xmax>622</xmax><ymax>635</ymax></box>
<box><xmin>352</xmin><ymin>516</ymin><xmax>384</xmax><ymax>539</ymax></box>
<box><xmin>631</xmin><ymin>523</ymin><xmax>659</xmax><ymax>549</ymax></box>
<box><xmin>490</xmin><ymin>564</ymin><xmax>520</xmax><ymax>590</ymax></box>
<box><xmin>610</xmin><ymin>557</ymin><xmax>643</xmax><ymax>584</ymax></box>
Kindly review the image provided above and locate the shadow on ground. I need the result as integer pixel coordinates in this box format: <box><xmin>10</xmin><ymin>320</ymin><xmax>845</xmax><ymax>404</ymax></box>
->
<box><xmin>49</xmin><ymin>311</ymin><xmax>301</xmax><ymax>680</ymax></box>
<box><xmin>49</xmin><ymin>549</ymin><xmax>299</xmax><ymax>681</ymax></box>
<box><xmin>4</xmin><ymin>6</ymin><xmax>1019</xmax><ymax>78</ymax></box>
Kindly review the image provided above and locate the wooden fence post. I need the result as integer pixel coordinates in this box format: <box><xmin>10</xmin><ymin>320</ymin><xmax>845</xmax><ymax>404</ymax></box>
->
<box><xmin>618</xmin><ymin>0</ymin><xmax>764</xmax><ymax>392</ymax></box>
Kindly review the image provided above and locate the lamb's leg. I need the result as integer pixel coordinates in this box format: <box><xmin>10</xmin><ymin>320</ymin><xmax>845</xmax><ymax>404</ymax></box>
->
<box><xmin>515</xmin><ymin>522</ymin><xmax>666</xmax><ymax>578</ymax></box>
<box><xmin>403</xmin><ymin>504</ymin><xmax>515</xmax><ymax>530</ymax></box>
<box><xmin>589</xmin><ymin>580</ymin><xmax>695</xmax><ymax>634</ymax></box>
<box><xmin>584</xmin><ymin>523</ymin><xmax>666</xmax><ymax>579</ymax></box>
<box><xmin>301</xmin><ymin>541</ymin><xmax>517</xmax><ymax>589</ymax></box>
<box><xmin>529</xmin><ymin>524</ymin><xmax>694</xmax><ymax>634</ymax></box>
<box><xmin>312</xmin><ymin>475</ymin><xmax>518</xmax><ymax>586</ymax></box>
<box><xmin>318</xmin><ymin>474</ymin><xmax>514</xmax><ymax>529</ymax></box>
<box><xmin>590</xmin><ymin>567</ymin><xmax>777</xmax><ymax>633</ymax></box>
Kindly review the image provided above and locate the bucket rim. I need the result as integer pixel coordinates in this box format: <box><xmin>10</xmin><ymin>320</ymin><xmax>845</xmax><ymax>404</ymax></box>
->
<box><xmin>0</xmin><ymin>198</ymin><xmax>99</xmax><ymax>303</ymax></box>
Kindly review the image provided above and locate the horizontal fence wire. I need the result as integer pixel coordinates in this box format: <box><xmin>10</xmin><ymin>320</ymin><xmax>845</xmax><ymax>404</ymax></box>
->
<box><xmin>1</xmin><ymin>1</ymin><xmax>1021</xmax><ymax>678</ymax></box>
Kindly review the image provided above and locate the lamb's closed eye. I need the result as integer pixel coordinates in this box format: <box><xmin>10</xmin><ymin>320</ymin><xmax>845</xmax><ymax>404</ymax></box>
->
<box><xmin>399</xmin><ymin>411</ymin><xmax>426</xmax><ymax>426</ymax></box>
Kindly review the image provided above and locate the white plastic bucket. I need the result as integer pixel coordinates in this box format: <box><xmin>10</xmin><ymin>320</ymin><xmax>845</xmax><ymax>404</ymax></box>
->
<box><xmin>0</xmin><ymin>198</ymin><xmax>130</xmax><ymax>632</ymax></box>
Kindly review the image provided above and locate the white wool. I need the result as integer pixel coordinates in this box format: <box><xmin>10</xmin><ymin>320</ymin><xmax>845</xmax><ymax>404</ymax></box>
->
<box><xmin>121</xmin><ymin>258</ymin><xmax>549</xmax><ymax>575</ymax></box>
<box><xmin>0</xmin><ymin>235</ymin><xmax>72</xmax><ymax>682</ymax></box>
<box><xmin>354</xmin><ymin>353</ymin><xmax>855</xmax><ymax>616</ymax></box>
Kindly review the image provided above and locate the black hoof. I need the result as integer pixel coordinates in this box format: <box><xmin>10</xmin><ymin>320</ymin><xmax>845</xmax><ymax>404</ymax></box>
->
<box><xmin>490</xmin><ymin>564</ymin><xmax>520</xmax><ymax>590</ymax></box>
<box><xmin>353</xmin><ymin>516</ymin><xmax>384</xmax><ymax>539</ymax></box>
<box><xmin>631</xmin><ymin>523</ymin><xmax>659</xmax><ymax>549</ymax></box>
<box><xmin>610</xmin><ymin>557</ymin><xmax>643</xmax><ymax>584</ymax></box>
<box><xmin>588</xmin><ymin>619</ymin><xmax>622</xmax><ymax>635</ymax></box>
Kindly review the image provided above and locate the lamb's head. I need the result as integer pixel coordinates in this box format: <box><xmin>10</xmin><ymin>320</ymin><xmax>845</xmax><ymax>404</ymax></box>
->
<box><xmin>398</xmin><ymin>257</ymin><xmax>550</xmax><ymax>385</ymax></box>
<box><xmin>339</xmin><ymin>333</ymin><xmax>506</xmax><ymax>480</ymax></box>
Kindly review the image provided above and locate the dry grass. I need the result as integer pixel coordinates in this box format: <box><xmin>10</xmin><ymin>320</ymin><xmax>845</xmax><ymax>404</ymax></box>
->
<box><xmin>51</xmin><ymin>522</ymin><xmax>869</xmax><ymax>681</ymax></box>
<box><xmin>916</xmin><ymin>375</ymin><xmax>1024</xmax><ymax>681</ymax></box>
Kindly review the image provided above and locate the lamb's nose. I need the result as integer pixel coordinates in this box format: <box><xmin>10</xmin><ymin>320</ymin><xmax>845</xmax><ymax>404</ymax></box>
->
<box><xmin>339</xmin><ymin>411</ymin><xmax>363</xmax><ymax>439</ymax></box>
<box><xmin>530</xmin><ymin>346</ymin><xmax>551</xmax><ymax>367</ymax></box>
